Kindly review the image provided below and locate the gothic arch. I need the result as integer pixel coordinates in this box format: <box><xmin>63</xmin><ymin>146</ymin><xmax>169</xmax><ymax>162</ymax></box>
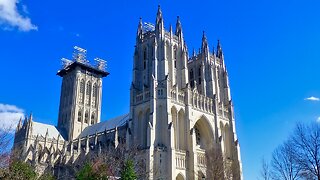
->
<box><xmin>194</xmin><ymin>115</ymin><xmax>214</xmax><ymax>150</ymax></box>
<box><xmin>177</xmin><ymin>109</ymin><xmax>186</xmax><ymax>150</ymax></box>
<box><xmin>198</xmin><ymin>171</ymin><xmax>206</xmax><ymax>180</ymax></box>
<box><xmin>176</xmin><ymin>173</ymin><xmax>185</xmax><ymax>180</ymax></box>
<box><xmin>137</xmin><ymin>109</ymin><xmax>148</xmax><ymax>148</ymax></box>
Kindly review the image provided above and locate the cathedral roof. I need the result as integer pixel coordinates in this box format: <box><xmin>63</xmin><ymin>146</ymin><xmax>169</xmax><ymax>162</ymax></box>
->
<box><xmin>78</xmin><ymin>113</ymin><xmax>129</xmax><ymax>138</ymax></box>
<box><xmin>57</xmin><ymin>61</ymin><xmax>109</xmax><ymax>77</ymax></box>
<box><xmin>32</xmin><ymin>122</ymin><xmax>64</xmax><ymax>140</ymax></box>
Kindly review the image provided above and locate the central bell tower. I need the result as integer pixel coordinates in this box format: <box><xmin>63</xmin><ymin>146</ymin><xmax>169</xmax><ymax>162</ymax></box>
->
<box><xmin>57</xmin><ymin>46</ymin><xmax>109</xmax><ymax>141</ymax></box>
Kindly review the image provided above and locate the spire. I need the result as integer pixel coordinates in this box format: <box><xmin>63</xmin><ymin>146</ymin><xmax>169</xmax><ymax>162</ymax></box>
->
<box><xmin>212</xmin><ymin>46</ymin><xmax>215</xmax><ymax>56</ymax></box>
<box><xmin>155</xmin><ymin>5</ymin><xmax>164</xmax><ymax>35</ymax></box>
<box><xmin>29</xmin><ymin>112</ymin><xmax>33</xmax><ymax>122</ymax></box>
<box><xmin>216</xmin><ymin>39</ymin><xmax>223</xmax><ymax>59</ymax></box>
<box><xmin>169</xmin><ymin>24</ymin><xmax>173</xmax><ymax>35</ymax></box>
<box><xmin>27</xmin><ymin>113</ymin><xmax>33</xmax><ymax>132</ymax></box>
<box><xmin>45</xmin><ymin>128</ymin><xmax>49</xmax><ymax>137</ymax></box>
<box><xmin>136</xmin><ymin>17</ymin><xmax>143</xmax><ymax>40</ymax></box>
<box><xmin>201</xmin><ymin>31</ymin><xmax>209</xmax><ymax>52</ymax></box>
<box><xmin>156</xmin><ymin>5</ymin><xmax>163</xmax><ymax>23</ymax></box>
<box><xmin>16</xmin><ymin>117</ymin><xmax>23</xmax><ymax>131</ymax></box>
<box><xmin>193</xmin><ymin>48</ymin><xmax>196</xmax><ymax>57</ymax></box>
<box><xmin>175</xmin><ymin>16</ymin><xmax>183</xmax><ymax>39</ymax></box>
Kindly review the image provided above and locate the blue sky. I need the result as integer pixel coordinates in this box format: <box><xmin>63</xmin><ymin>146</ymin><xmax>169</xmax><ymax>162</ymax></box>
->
<box><xmin>1</xmin><ymin>0</ymin><xmax>320</xmax><ymax>179</ymax></box>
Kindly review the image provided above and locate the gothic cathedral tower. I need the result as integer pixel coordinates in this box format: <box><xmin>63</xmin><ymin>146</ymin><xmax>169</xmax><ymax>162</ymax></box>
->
<box><xmin>128</xmin><ymin>6</ymin><xmax>242</xmax><ymax>180</ymax></box>
<box><xmin>57</xmin><ymin>47</ymin><xmax>109</xmax><ymax>141</ymax></box>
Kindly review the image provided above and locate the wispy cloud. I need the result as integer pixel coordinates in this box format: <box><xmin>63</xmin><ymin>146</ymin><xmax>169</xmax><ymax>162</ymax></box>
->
<box><xmin>0</xmin><ymin>103</ymin><xmax>24</xmax><ymax>132</ymax></box>
<box><xmin>0</xmin><ymin>0</ymin><xmax>37</xmax><ymax>31</ymax></box>
<box><xmin>317</xmin><ymin>117</ymin><xmax>320</xmax><ymax>123</ymax></box>
<box><xmin>304</xmin><ymin>96</ymin><xmax>320</xmax><ymax>101</ymax></box>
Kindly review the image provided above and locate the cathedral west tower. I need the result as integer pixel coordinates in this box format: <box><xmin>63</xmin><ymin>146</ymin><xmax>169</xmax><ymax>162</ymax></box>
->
<box><xmin>128</xmin><ymin>6</ymin><xmax>242</xmax><ymax>180</ymax></box>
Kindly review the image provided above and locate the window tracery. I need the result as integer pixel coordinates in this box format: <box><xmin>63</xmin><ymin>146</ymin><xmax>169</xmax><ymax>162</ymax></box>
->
<box><xmin>92</xmin><ymin>83</ymin><xmax>97</xmax><ymax>107</ymax></box>
<box><xmin>85</xmin><ymin>81</ymin><xmax>91</xmax><ymax>106</ymax></box>
<box><xmin>79</xmin><ymin>79</ymin><xmax>85</xmax><ymax>104</ymax></box>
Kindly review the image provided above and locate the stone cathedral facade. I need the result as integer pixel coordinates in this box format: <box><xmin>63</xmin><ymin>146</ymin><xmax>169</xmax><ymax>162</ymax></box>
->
<box><xmin>13</xmin><ymin>6</ymin><xmax>242</xmax><ymax>180</ymax></box>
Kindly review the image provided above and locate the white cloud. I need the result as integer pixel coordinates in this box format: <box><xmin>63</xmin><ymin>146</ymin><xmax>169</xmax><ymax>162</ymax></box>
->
<box><xmin>0</xmin><ymin>0</ymin><xmax>37</xmax><ymax>31</ymax></box>
<box><xmin>317</xmin><ymin>117</ymin><xmax>320</xmax><ymax>123</ymax></box>
<box><xmin>304</xmin><ymin>96</ymin><xmax>320</xmax><ymax>101</ymax></box>
<box><xmin>0</xmin><ymin>103</ymin><xmax>24</xmax><ymax>132</ymax></box>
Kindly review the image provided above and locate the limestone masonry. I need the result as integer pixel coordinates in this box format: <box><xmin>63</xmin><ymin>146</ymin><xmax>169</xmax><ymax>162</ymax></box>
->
<box><xmin>13</xmin><ymin>6</ymin><xmax>242</xmax><ymax>180</ymax></box>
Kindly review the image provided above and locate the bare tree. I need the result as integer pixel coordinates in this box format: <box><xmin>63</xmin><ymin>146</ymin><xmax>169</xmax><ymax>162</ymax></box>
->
<box><xmin>0</xmin><ymin>126</ymin><xmax>13</xmax><ymax>168</ymax></box>
<box><xmin>73</xmin><ymin>144</ymin><xmax>152</xmax><ymax>179</ymax></box>
<box><xmin>270</xmin><ymin>141</ymin><xmax>301</xmax><ymax>180</ymax></box>
<box><xmin>260</xmin><ymin>158</ymin><xmax>271</xmax><ymax>180</ymax></box>
<box><xmin>291</xmin><ymin>123</ymin><xmax>320</xmax><ymax>180</ymax></box>
<box><xmin>205</xmin><ymin>147</ymin><xmax>240</xmax><ymax>180</ymax></box>
<box><xmin>206</xmin><ymin>147</ymin><xmax>225</xmax><ymax>179</ymax></box>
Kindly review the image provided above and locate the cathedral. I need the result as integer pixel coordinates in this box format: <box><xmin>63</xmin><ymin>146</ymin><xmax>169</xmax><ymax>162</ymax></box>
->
<box><xmin>13</xmin><ymin>6</ymin><xmax>242</xmax><ymax>180</ymax></box>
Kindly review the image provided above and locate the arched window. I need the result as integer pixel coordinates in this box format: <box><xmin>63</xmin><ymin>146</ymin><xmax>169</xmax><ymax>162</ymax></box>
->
<box><xmin>195</xmin><ymin>127</ymin><xmax>201</xmax><ymax>145</ymax></box>
<box><xmin>80</xmin><ymin>80</ymin><xmax>85</xmax><ymax>93</ymax></box>
<box><xmin>78</xmin><ymin>110</ymin><xmax>82</xmax><ymax>122</ymax></box>
<box><xmin>86</xmin><ymin>81</ymin><xmax>91</xmax><ymax>96</ymax></box>
<box><xmin>91</xmin><ymin>113</ymin><xmax>95</xmax><ymax>125</ymax></box>
<box><xmin>92</xmin><ymin>83</ymin><xmax>97</xmax><ymax>107</ymax></box>
<box><xmin>174</xmin><ymin>47</ymin><xmax>177</xmax><ymax>59</ymax></box>
<box><xmin>143</xmin><ymin>48</ymin><xmax>147</xmax><ymax>70</ymax></box>
<box><xmin>86</xmin><ymin>81</ymin><xmax>91</xmax><ymax>106</ymax></box>
<box><xmin>79</xmin><ymin>79</ymin><xmax>85</xmax><ymax>103</ymax></box>
<box><xmin>85</xmin><ymin>111</ymin><xmax>89</xmax><ymax>123</ymax></box>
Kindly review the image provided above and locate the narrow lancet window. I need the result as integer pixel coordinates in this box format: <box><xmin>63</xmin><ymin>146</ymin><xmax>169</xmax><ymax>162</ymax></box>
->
<box><xmin>79</xmin><ymin>79</ymin><xmax>85</xmax><ymax>104</ymax></box>
<box><xmin>78</xmin><ymin>110</ymin><xmax>82</xmax><ymax>122</ymax></box>
<box><xmin>85</xmin><ymin>111</ymin><xmax>89</xmax><ymax>123</ymax></box>
<box><xmin>91</xmin><ymin>113</ymin><xmax>95</xmax><ymax>125</ymax></box>
<box><xmin>92</xmin><ymin>83</ymin><xmax>97</xmax><ymax>107</ymax></box>
<box><xmin>86</xmin><ymin>81</ymin><xmax>91</xmax><ymax>106</ymax></box>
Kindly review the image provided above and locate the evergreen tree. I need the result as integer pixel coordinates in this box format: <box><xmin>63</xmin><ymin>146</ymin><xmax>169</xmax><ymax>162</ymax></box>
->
<box><xmin>120</xmin><ymin>160</ymin><xmax>137</xmax><ymax>180</ymax></box>
<box><xmin>76</xmin><ymin>163</ymin><xmax>96</xmax><ymax>180</ymax></box>
<box><xmin>7</xmin><ymin>161</ymin><xmax>37</xmax><ymax>180</ymax></box>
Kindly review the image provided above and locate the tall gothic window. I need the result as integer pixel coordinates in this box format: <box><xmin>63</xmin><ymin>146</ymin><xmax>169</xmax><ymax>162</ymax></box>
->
<box><xmin>195</xmin><ymin>127</ymin><xmax>201</xmax><ymax>145</ymax></box>
<box><xmin>190</xmin><ymin>69</ymin><xmax>194</xmax><ymax>87</ymax></box>
<box><xmin>92</xmin><ymin>83</ymin><xmax>97</xmax><ymax>107</ymax></box>
<box><xmin>85</xmin><ymin>81</ymin><xmax>91</xmax><ymax>106</ymax></box>
<box><xmin>78</xmin><ymin>110</ymin><xmax>82</xmax><ymax>122</ymax></box>
<box><xmin>143</xmin><ymin>48</ymin><xmax>147</xmax><ymax>70</ymax></box>
<box><xmin>85</xmin><ymin>111</ymin><xmax>89</xmax><ymax>123</ymax></box>
<box><xmin>79</xmin><ymin>79</ymin><xmax>85</xmax><ymax>104</ymax></box>
<box><xmin>91</xmin><ymin>113</ymin><xmax>95</xmax><ymax>125</ymax></box>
